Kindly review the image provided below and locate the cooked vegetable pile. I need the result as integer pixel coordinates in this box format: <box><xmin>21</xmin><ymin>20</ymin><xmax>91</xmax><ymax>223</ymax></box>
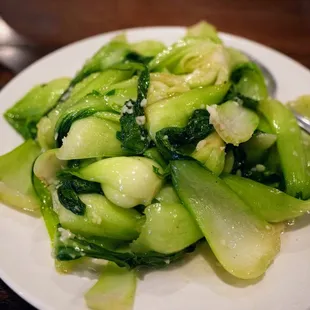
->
<box><xmin>1</xmin><ymin>21</ymin><xmax>310</xmax><ymax>309</ymax></box>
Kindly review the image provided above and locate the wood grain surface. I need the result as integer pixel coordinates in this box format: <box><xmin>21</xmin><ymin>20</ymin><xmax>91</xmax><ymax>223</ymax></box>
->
<box><xmin>0</xmin><ymin>0</ymin><xmax>309</xmax><ymax>309</ymax></box>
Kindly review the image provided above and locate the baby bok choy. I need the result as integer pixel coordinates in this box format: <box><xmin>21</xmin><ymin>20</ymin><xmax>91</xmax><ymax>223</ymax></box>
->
<box><xmin>191</xmin><ymin>132</ymin><xmax>226</xmax><ymax>175</ymax></box>
<box><xmin>56</xmin><ymin>113</ymin><xmax>124</xmax><ymax>160</ymax></box>
<box><xmin>4</xmin><ymin>78</ymin><xmax>70</xmax><ymax>139</ymax></box>
<box><xmin>146</xmin><ymin>82</ymin><xmax>230</xmax><ymax>139</ymax></box>
<box><xmin>75</xmin><ymin>157</ymin><xmax>163</xmax><ymax>208</ymax></box>
<box><xmin>54</xmin><ymin>191</ymin><xmax>144</xmax><ymax>240</ymax></box>
<box><xmin>223</xmin><ymin>174</ymin><xmax>310</xmax><ymax>223</ymax></box>
<box><xmin>171</xmin><ymin>160</ymin><xmax>281</xmax><ymax>279</ymax></box>
<box><xmin>0</xmin><ymin>140</ymin><xmax>41</xmax><ymax>212</ymax></box>
<box><xmin>37</xmin><ymin>69</ymin><xmax>134</xmax><ymax>150</ymax></box>
<box><xmin>85</xmin><ymin>262</ymin><xmax>137</xmax><ymax>310</ymax></box>
<box><xmin>131</xmin><ymin>200</ymin><xmax>203</xmax><ymax>254</ymax></box>
<box><xmin>259</xmin><ymin>99</ymin><xmax>310</xmax><ymax>199</ymax></box>
<box><xmin>207</xmin><ymin>100</ymin><xmax>259</xmax><ymax>145</ymax></box>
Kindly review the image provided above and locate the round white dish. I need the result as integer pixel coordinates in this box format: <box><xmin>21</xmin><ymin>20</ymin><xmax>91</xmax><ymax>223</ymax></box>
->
<box><xmin>1</xmin><ymin>26</ymin><xmax>310</xmax><ymax>310</ymax></box>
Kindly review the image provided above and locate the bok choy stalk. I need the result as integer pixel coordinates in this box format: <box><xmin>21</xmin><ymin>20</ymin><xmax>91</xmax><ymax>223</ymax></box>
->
<box><xmin>55</xmin><ymin>92</ymin><xmax>117</xmax><ymax>147</ymax></box>
<box><xmin>131</xmin><ymin>200</ymin><xmax>203</xmax><ymax>254</ymax></box>
<box><xmin>33</xmin><ymin>149</ymin><xmax>67</xmax><ymax>185</ymax></box>
<box><xmin>191</xmin><ymin>132</ymin><xmax>226</xmax><ymax>175</ymax></box>
<box><xmin>0</xmin><ymin>140</ymin><xmax>41</xmax><ymax>212</ymax></box>
<box><xmin>154</xmin><ymin>184</ymin><xmax>180</xmax><ymax>204</ymax></box>
<box><xmin>171</xmin><ymin>160</ymin><xmax>281</xmax><ymax>279</ymax></box>
<box><xmin>32</xmin><ymin>175</ymin><xmax>59</xmax><ymax>241</ymax></box>
<box><xmin>241</xmin><ymin>132</ymin><xmax>277</xmax><ymax>164</ymax></box>
<box><xmin>207</xmin><ymin>100</ymin><xmax>259</xmax><ymax>145</ymax></box>
<box><xmin>85</xmin><ymin>262</ymin><xmax>137</xmax><ymax>310</ymax></box>
<box><xmin>259</xmin><ymin>99</ymin><xmax>310</xmax><ymax>199</ymax></box>
<box><xmin>146</xmin><ymin>83</ymin><xmax>230</xmax><ymax>139</ymax></box>
<box><xmin>101</xmin><ymin>77</ymin><xmax>138</xmax><ymax>113</ymax></box>
<box><xmin>32</xmin><ymin>176</ymin><xmax>87</xmax><ymax>273</ymax></box>
<box><xmin>223</xmin><ymin>174</ymin><xmax>310</xmax><ymax>223</ymax></box>
<box><xmin>57</xmin><ymin>115</ymin><xmax>124</xmax><ymax>160</ymax></box>
<box><xmin>54</xmin><ymin>191</ymin><xmax>144</xmax><ymax>240</ymax></box>
<box><xmin>4</xmin><ymin>78</ymin><xmax>70</xmax><ymax>139</ymax></box>
<box><xmin>75</xmin><ymin>157</ymin><xmax>163</xmax><ymax>208</ymax></box>
<box><xmin>54</xmin><ymin>92</ymin><xmax>125</xmax><ymax>159</ymax></box>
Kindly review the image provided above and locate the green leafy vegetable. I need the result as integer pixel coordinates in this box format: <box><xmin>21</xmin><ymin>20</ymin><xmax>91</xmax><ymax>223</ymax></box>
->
<box><xmin>117</xmin><ymin>66</ymin><xmax>150</xmax><ymax>154</ymax></box>
<box><xmin>143</xmin><ymin>147</ymin><xmax>168</xmax><ymax>168</ymax></box>
<box><xmin>186</xmin><ymin>21</ymin><xmax>222</xmax><ymax>43</ymax></box>
<box><xmin>147</xmin><ymin>72</ymin><xmax>191</xmax><ymax>105</ymax></box>
<box><xmin>208</xmin><ymin>100</ymin><xmax>259</xmax><ymax>145</ymax></box>
<box><xmin>57</xmin><ymin>186</ymin><xmax>87</xmax><ymax>215</ymax></box>
<box><xmin>226</xmin><ymin>48</ymin><xmax>249</xmax><ymax>70</ymax></box>
<box><xmin>58</xmin><ymin>172</ymin><xmax>103</xmax><ymax>194</ymax></box>
<box><xmin>84</xmin><ymin>262</ymin><xmax>137</xmax><ymax>310</ymax></box>
<box><xmin>146</xmin><ymin>83</ymin><xmax>230</xmax><ymax>139</ymax></box>
<box><xmin>32</xmin><ymin>176</ymin><xmax>58</xmax><ymax>239</ymax></box>
<box><xmin>55</xmin><ymin>193</ymin><xmax>144</xmax><ymax>240</ymax></box>
<box><xmin>227</xmin><ymin>144</ymin><xmax>283</xmax><ymax>186</ymax></box>
<box><xmin>171</xmin><ymin>160</ymin><xmax>281</xmax><ymax>279</ymax></box>
<box><xmin>75</xmin><ymin>157</ymin><xmax>163</xmax><ymax>209</ymax></box>
<box><xmin>152</xmin><ymin>164</ymin><xmax>171</xmax><ymax>179</ymax></box>
<box><xmin>34</xmin><ymin>149</ymin><xmax>67</xmax><ymax>185</ymax></box>
<box><xmin>37</xmin><ymin>70</ymin><xmax>133</xmax><ymax>150</ymax></box>
<box><xmin>101</xmin><ymin>77</ymin><xmax>138</xmax><ymax>113</ymax></box>
<box><xmin>58</xmin><ymin>40</ymin><xmax>132</xmax><ymax>103</ymax></box>
<box><xmin>227</xmin><ymin>62</ymin><xmax>268</xmax><ymax>108</ymax></box>
<box><xmin>32</xmin><ymin>176</ymin><xmax>79</xmax><ymax>273</ymax></box>
<box><xmin>0</xmin><ymin>140</ymin><xmax>41</xmax><ymax>212</ymax></box>
<box><xmin>242</xmin><ymin>132</ymin><xmax>277</xmax><ymax>164</ymax></box>
<box><xmin>55</xmin><ymin>92</ymin><xmax>117</xmax><ymax>147</ymax></box>
<box><xmin>155</xmin><ymin>109</ymin><xmax>213</xmax><ymax>159</ymax></box>
<box><xmin>4</xmin><ymin>78</ymin><xmax>70</xmax><ymax>139</ymax></box>
<box><xmin>154</xmin><ymin>184</ymin><xmax>180</xmax><ymax>204</ymax></box>
<box><xmin>223</xmin><ymin>174</ymin><xmax>310</xmax><ymax>222</ymax></box>
<box><xmin>259</xmin><ymin>99</ymin><xmax>310</xmax><ymax>198</ymax></box>
<box><xmin>57</xmin><ymin>115</ymin><xmax>125</xmax><ymax>160</ymax></box>
<box><xmin>55</xmin><ymin>227</ymin><xmax>197</xmax><ymax>269</ymax></box>
<box><xmin>191</xmin><ymin>132</ymin><xmax>226</xmax><ymax>175</ymax></box>
<box><xmin>149</xmin><ymin>37</ymin><xmax>230</xmax><ymax>87</ymax></box>
<box><xmin>131</xmin><ymin>202</ymin><xmax>203</xmax><ymax>254</ymax></box>
<box><xmin>56</xmin><ymin>173</ymin><xmax>103</xmax><ymax>216</ymax></box>
<box><xmin>131</xmin><ymin>40</ymin><xmax>166</xmax><ymax>57</ymax></box>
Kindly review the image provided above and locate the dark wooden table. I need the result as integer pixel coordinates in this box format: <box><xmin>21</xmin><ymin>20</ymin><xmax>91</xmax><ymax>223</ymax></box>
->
<box><xmin>0</xmin><ymin>0</ymin><xmax>310</xmax><ymax>309</ymax></box>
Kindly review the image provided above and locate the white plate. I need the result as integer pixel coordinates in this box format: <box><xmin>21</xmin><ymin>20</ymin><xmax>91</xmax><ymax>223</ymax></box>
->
<box><xmin>1</xmin><ymin>26</ymin><xmax>310</xmax><ymax>310</ymax></box>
